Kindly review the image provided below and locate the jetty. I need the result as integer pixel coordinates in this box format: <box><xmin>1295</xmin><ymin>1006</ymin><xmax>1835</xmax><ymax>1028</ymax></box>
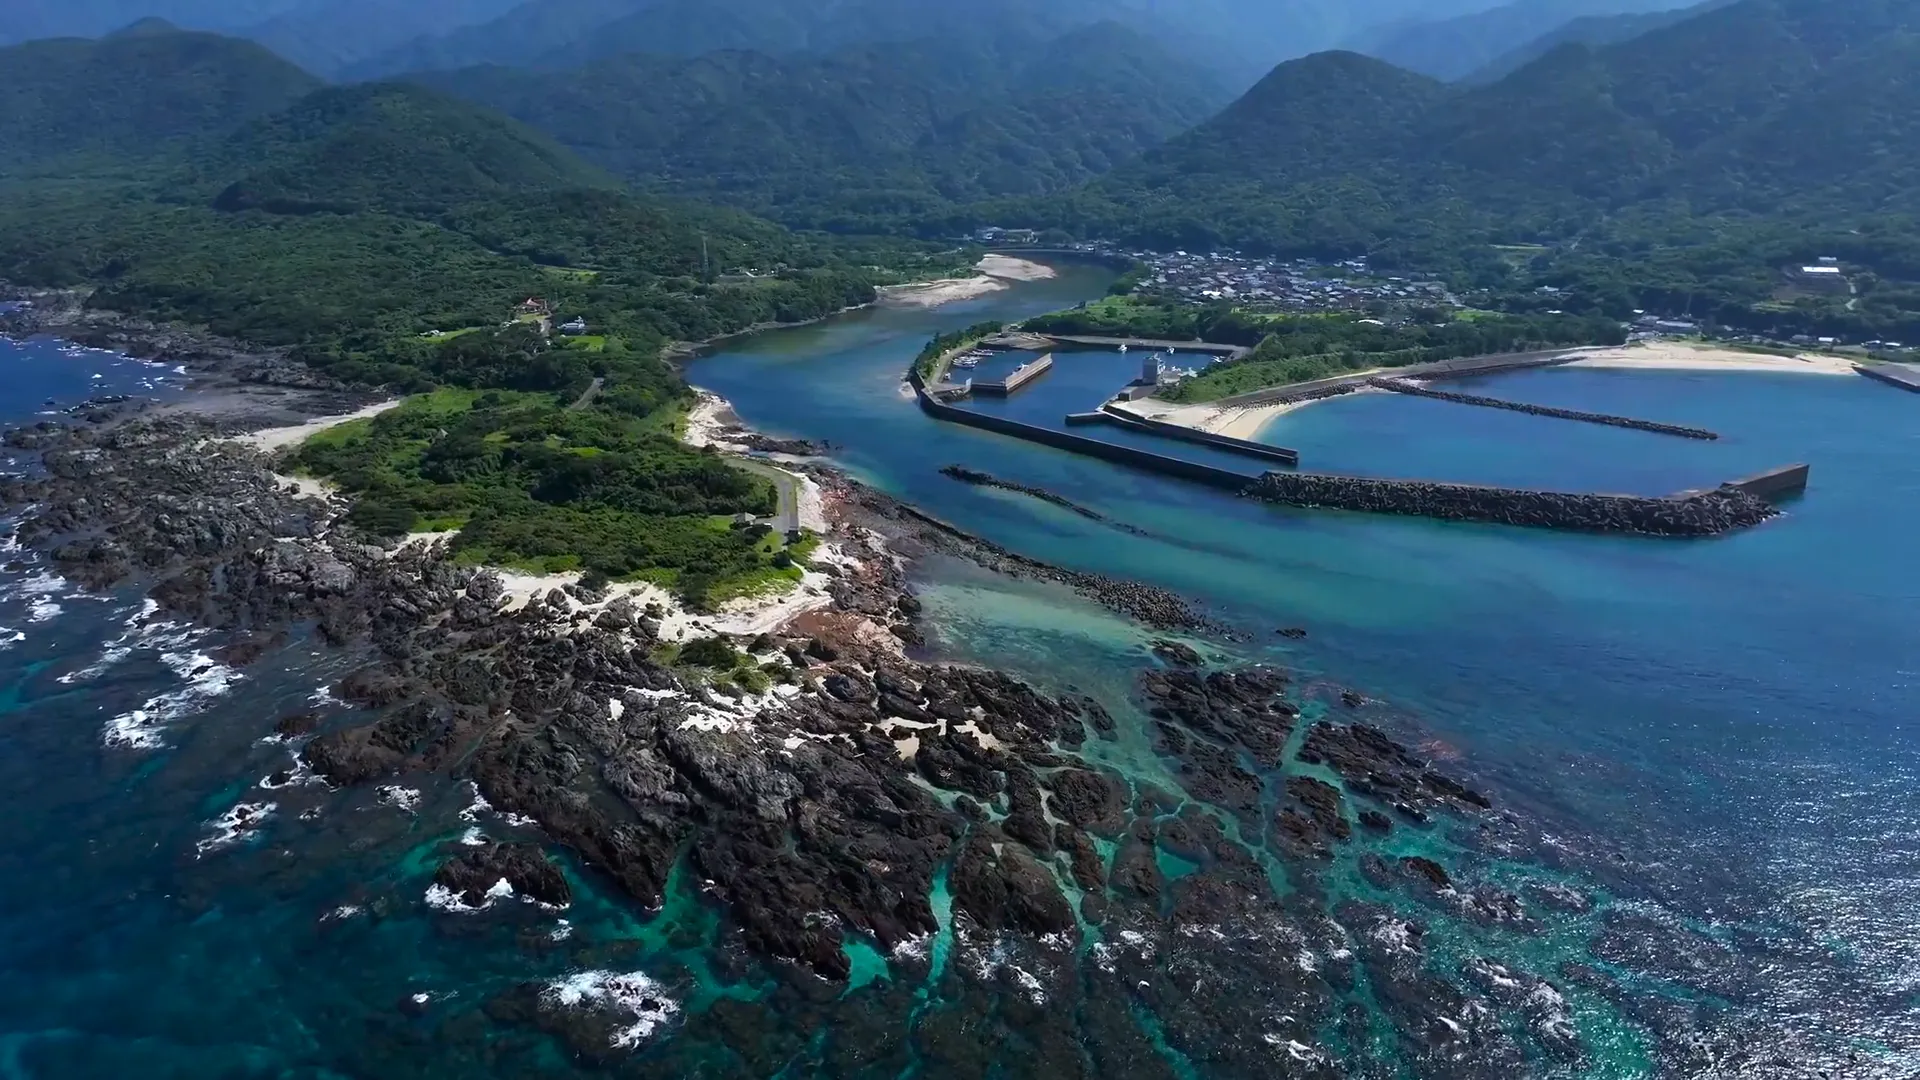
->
<box><xmin>1855</xmin><ymin>362</ymin><xmax>1920</xmax><ymax>393</ymax></box>
<box><xmin>974</xmin><ymin>353</ymin><xmax>1054</xmax><ymax>396</ymax></box>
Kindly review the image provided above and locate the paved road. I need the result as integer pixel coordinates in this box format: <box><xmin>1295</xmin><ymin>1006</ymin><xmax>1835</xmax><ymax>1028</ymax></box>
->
<box><xmin>731</xmin><ymin>457</ymin><xmax>801</xmax><ymax>535</ymax></box>
<box><xmin>567</xmin><ymin>376</ymin><xmax>605</xmax><ymax>411</ymax></box>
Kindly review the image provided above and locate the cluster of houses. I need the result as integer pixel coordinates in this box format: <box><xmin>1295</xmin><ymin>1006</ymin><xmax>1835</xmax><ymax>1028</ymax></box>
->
<box><xmin>514</xmin><ymin>297</ymin><xmax>590</xmax><ymax>336</ymax></box>
<box><xmin>1129</xmin><ymin>251</ymin><xmax>1455</xmax><ymax>312</ymax></box>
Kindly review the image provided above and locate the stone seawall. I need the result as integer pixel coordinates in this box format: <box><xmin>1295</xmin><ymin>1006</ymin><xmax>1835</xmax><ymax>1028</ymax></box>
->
<box><xmin>1243</xmin><ymin>473</ymin><xmax>1778</xmax><ymax>537</ymax></box>
<box><xmin>1370</xmin><ymin>378</ymin><xmax>1720</xmax><ymax>440</ymax></box>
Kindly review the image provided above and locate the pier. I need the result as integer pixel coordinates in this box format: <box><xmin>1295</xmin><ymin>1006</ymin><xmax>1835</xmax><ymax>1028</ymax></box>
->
<box><xmin>974</xmin><ymin>353</ymin><xmax>1054</xmax><ymax>396</ymax></box>
<box><xmin>1855</xmin><ymin>363</ymin><xmax>1920</xmax><ymax>393</ymax></box>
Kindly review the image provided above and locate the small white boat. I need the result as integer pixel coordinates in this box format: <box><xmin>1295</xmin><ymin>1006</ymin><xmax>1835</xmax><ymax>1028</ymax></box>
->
<box><xmin>1119</xmin><ymin>343</ymin><xmax>1129</xmax><ymax>353</ymax></box>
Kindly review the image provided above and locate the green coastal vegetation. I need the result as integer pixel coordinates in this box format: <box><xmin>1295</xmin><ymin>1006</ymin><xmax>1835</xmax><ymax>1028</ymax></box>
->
<box><xmin>5</xmin><ymin>0</ymin><xmax>1920</xmax><ymax>604</ymax></box>
<box><xmin>1160</xmin><ymin>313</ymin><xmax>1626</xmax><ymax>402</ymax></box>
<box><xmin>913</xmin><ymin>321</ymin><xmax>1007</xmax><ymax>381</ymax></box>
<box><xmin>1023</xmin><ymin>295</ymin><xmax>1624</xmax><ymax>401</ymax></box>
<box><xmin>0</xmin><ymin>29</ymin><xmax>964</xmax><ymax>605</ymax></box>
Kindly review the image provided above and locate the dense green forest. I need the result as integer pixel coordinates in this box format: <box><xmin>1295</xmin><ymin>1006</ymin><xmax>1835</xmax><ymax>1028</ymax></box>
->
<box><xmin>414</xmin><ymin>21</ymin><xmax>1234</xmax><ymax>232</ymax></box>
<box><xmin>986</xmin><ymin>0</ymin><xmax>1920</xmax><ymax>342</ymax></box>
<box><xmin>288</xmin><ymin>385</ymin><xmax>799</xmax><ymax>608</ymax></box>
<box><xmin>0</xmin><ymin>26</ymin><xmax>969</xmax><ymax>600</ymax></box>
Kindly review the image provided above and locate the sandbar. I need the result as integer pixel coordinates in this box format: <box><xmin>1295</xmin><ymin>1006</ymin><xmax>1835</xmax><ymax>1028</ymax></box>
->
<box><xmin>878</xmin><ymin>255</ymin><xmax>1059</xmax><ymax>309</ymax></box>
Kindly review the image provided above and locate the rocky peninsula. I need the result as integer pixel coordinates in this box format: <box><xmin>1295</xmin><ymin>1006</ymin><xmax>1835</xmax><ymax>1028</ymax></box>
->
<box><xmin>0</xmin><ymin>307</ymin><xmax>1622</xmax><ymax>1075</ymax></box>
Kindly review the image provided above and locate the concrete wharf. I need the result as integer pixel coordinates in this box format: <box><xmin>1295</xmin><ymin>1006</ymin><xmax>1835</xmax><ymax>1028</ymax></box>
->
<box><xmin>974</xmin><ymin>353</ymin><xmax>1054</xmax><ymax>396</ymax></box>
<box><xmin>1855</xmin><ymin>363</ymin><xmax>1920</xmax><ymax>393</ymax></box>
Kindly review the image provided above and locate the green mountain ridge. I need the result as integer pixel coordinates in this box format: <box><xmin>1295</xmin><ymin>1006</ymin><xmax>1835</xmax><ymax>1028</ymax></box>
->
<box><xmin>206</xmin><ymin>82</ymin><xmax>619</xmax><ymax>215</ymax></box>
<box><xmin>0</xmin><ymin>28</ymin><xmax>323</xmax><ymax>171</ymax></box>
<box><xmin>416</xmin><ymin>20</ymin><xmax>1236</xmax><ymax>230</ymax></box>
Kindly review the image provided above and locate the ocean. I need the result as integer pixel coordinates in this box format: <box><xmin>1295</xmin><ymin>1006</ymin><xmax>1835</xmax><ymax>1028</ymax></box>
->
<box><xmin>0</xmin><ymin>269</ymin><xmax>1915</xmax><ymax>1077</ymax></box>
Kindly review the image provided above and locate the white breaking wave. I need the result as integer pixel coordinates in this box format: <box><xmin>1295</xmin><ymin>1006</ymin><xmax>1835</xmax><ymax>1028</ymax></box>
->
<box><xmin>103</xmin><ymin>649</ymin><xmax>241</xmax><ymax>750</ymax></box>
<box><xmin>60</xmin><ymin>599</ymin><xmax>188</xmax><ymax>685</ymax></box>
<box><xmin>197</xmin><ymin>801</ymin><xmax>275</xmax><ymax>856</ymax></box>
<box><xmin>376</xmin><ymin>786</ymin><xmax>422</xmax><ymax>813</ymax></box>
<box><xmin>541</xmin><ymin>970</ymin><xmax>680</xmax><ymax>1049</ymax></box>
<box><xmin>425</xmin><ymin>878</ymin><xmax>516</xmax><ymax>914</ymax></box>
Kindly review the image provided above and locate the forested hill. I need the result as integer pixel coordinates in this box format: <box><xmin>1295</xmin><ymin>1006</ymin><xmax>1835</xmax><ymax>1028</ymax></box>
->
<box><xmin>203</xmin><ymin>83</ymin><xmax>618</xmax><ymax>215</ymax></box>
<box><xmin>416</xmin><ymin>21</ymin><xmax>1235</xmax><ymax>231</ymax></box>
<box><xmin>1015</xmin><ymin>0</ymin><xmax>1920</xmax><ymax>261</ymax></box>
<box><xmin>0</xmin><ymin>27</ymin><xmax>322</xmax><ymax>170</ymax></box>
<box><xmin>0</xmin><ymin>22</ymin><xmax>966</xmax><ymax>600</ymax></box>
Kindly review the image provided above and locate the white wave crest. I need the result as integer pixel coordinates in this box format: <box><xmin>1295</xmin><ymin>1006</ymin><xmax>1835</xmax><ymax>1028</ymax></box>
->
<box><xmin>102</xmin><ymin>649</ymin><xmax>241</xmax><ymax>749</ymax></box>
<box><xmin>541</xmin><ymin>970</ymin><xmax>680</xmax><ymax>1049</ymax></box>
<box><xmin>197</xmin><ymin>801</ymin><xmax>275</xmax><ymax>856</ymax></box>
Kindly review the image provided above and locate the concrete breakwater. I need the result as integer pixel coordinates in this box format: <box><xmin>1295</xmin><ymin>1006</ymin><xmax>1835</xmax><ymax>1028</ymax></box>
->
<box><xmin>910</xmin><ymin>371</ymin><xmax>1259</xmax><ymax>491</ymax></box>
<box><xmin>1242</xmin><ymin>473</ymin><xmax>1779</xmax><ymax>537</ymax></box>
<box><xmin>1097</xmin><ymin>404</ymin><xmax>1301</xmax><ymax>466</ymax></box>
<box><xmin>1370</xmin><ymin>378</ymin><xmax>1721</xmax><ymax>440</ymax></box>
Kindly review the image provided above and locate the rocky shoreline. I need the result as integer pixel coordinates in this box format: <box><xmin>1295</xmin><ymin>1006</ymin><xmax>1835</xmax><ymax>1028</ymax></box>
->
<box><xmin>0</xmin><ymin>395</ymin><xmax>1598</xmax><ymax>1071</ymax></box>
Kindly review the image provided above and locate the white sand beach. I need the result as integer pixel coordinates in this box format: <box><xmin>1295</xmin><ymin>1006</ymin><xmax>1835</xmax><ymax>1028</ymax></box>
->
<box><xmin>877</xmin><ymin>255</ymin><xmax>1059</xmax><ymax>309</ymax></box>
<box><xmin>236</xmin><ymin>400</ymin><xmax>401</xmax><ymax>452</ymax></box>
<box><xmin>1569</xmin><ymin>342</ymin><xmax>1856</xmax><ymax>375</ymax></box>
<box><xmin>1111</xmin><ymin>388</ymin><xmax>1378</xmax><ymax>441</ymax></box>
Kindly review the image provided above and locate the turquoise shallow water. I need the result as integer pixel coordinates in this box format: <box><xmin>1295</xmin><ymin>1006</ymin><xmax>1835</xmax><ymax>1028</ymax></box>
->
<box><xmin>689</xmin><ymin>271</ymin><xmax>1920</xmax><ymax>1069</ymax></box>
<box><xmin>0</xmin><ymin>277</ymin><xmax>1917</xmax><ymax>1076</ymax></box>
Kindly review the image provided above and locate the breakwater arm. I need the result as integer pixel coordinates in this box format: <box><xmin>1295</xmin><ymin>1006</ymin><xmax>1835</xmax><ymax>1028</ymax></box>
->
<box><xmin>939</xmin><ymin>465</ymin><xmax>1156</xmax><ymax>537</ymax></box>
<box><xmin>1243</xmin><ymin>472</ymin><xmax>1778</xmax><ymax>537</ymax></box>
<box><xmin>1369</xmin><ymin>378</ymin><xmax>1720</xmax><ymax>440</ymax></box>
<box><xmin>941</xmin><ymin>465</ymin><xmax>1104</xmax><ymax>520</ymax></box>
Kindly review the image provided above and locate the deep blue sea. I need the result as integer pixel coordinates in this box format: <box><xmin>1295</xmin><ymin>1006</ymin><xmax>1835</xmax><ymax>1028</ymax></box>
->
<box><xmin>1</xmin><ymin>270</ymin><xmax>1917</xmax><ymax>1077</ymax></box>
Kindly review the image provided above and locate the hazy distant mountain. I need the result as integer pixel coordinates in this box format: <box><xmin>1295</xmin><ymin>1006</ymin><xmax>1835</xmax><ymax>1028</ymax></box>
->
<box><xmin>239</xmin><ymin>0</ymin><xmax>526</xmax><ymax>78</ymax></box>
<box><xmin>1017</xmin><ymin>0</ymin><xmax>1920</xmax><ymax>254</ymax></box>
<box><xmin>418</xmin><ymin>20</ymin><xmax>1234</xmax><ymax>228</ymax></box>
<box><xmin>1</xmin><ymin>0</ymin><xmax>302</xmax><ymax>45</ymax></box>
<box><xmin>345</xmin><ymin>0</ymin><xmax>1510</xmax><ymax>85</ymax></box>
<box><xmin>1464</xmin><ymin>0</ymin><xmax>1728</xmax><ymax>82</ymax></box>
<box><xmin>1350</xmin><ymin>0</ymin><xmax>1688</xmax><ymax>81</ymax></box>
